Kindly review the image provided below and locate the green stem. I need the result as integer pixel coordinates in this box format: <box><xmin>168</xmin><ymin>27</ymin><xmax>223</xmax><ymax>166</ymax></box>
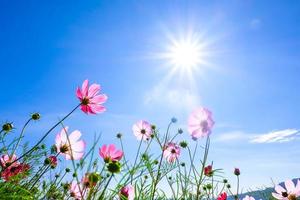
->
<box><xmin>5</xmin><ymin>104</ymin><xmax>80</xmax><ymax>169</ymax></box>
<box><xmin>196</xmin><ymin>136</ymin><xmax>210</xmax><ymax>200</ymax></box>
<box><xmin>98</xmin><ymin>174</ymin><xmax>113</xmax><ymax>200</ymax></box>
<box><xmin>150</xmin><ymin>121</ymin><xmax>172</xmax><ymax>200</ymax></box>
<box><xmin>11</xmin><ymin>118</ymin><xmax>32</xmax><ymax>158</ymax></box>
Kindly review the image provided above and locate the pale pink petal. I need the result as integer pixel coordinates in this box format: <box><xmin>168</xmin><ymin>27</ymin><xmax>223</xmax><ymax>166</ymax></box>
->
<box><xmin>90</xmin><ymin>94</ymin><xmax>107</xmax><ymax>104</ymax></box>
<box><xmin>90</xmin><ymin>104</ymin><xmax>106</xmax><ymax>113</ymax></box>
<box><xmin>60</xmin><ymin>127</ymin><xmax>69</xmax><ymax>143</ymax></box>
<box><xmin>69</xmin><ymin>130</ymin><xmax>82</xmax><ymax>143</ymax></box>
<box><xmin>272</xmin><ymin>193</ymin><xmax>284</xmax><ymax>200</ymax></box>
<box><xmin>82</xmin><ymin>79</ymin><xmax>89</xmax><ymax>96</ymax></box>
<box><xmin>295</xmin><ymin>180</ymin><xmax>300</xmax><ymax>195</ymax></box>
<box><xmin>72</xmin><ymin>152</ymin><xmax>85</xmax><ymax>160</ymax></box>
<box><xmin>88</xmin><ymin>84</ymin><xmax>100</xmax><ymax>97</ymax></box>
<box><xmin>285</xmin><ymin>180</ymin><xmax>296</xmax><ymax>193</ymax></box>
<box><xmin>275</xmin><ymin>185</ymin><xmax>286</xmax><ymax>194</ymax></box>
<box><xmin>71</xmin><ymin>141</ymin><xmax>86</xmax><ymax>152</ymax></box>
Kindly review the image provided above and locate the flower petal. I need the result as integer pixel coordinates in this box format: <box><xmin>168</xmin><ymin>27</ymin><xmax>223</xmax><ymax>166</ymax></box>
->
<box><xmin>285</xmin><ymin>180</ymin><xmax>296</xmax><ymax>193</ymax></box>
<box><xmin>82</xmin><ymin>79</ymin><xmax>89</xmax><ymax>96</ymax></box>
<box><xmin>69</xmin><ymin>130</ymin><xmax>82</xmax><ymax>143</ymax></box>
<box><xmin>90</xmin><ymin>94</ymin><xmax>108</xmax><ymax>104</ymax></box>
<box><xmin>275</xmin><ymin>184</ymin><xmax>286</xmax><ymax>194</ymax></box>
<box><xmin>88</xmin><ymin>84</ymin><xmax>100</xmax><ymax>97</ymax></box>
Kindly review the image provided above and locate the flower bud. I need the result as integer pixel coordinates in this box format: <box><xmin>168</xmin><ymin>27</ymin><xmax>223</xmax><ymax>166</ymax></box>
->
<box><xmin>2</xmin><ymin>123</ymin><xmax>13</xmax><ymax>133</ymax></box>
<box><xmin>107</xmin><ymin>162</ymin><xmax>121</xmax><ymax>174</ymax></box>
<box><xmin>179</xmin><ymin>141</ymin><xmax>188</xmax><ymax>148</ymax></box>
<box><xmin>171</xmin><ymin>117</ymin><xmax>177</xmax><ymax>123</ymax></box>
<box><xmin>31</xmin><ymin>113</ymin><xmax>41</xmax><ymax>120</ymax></box>
<box><xmin>234</xmin><ymin>168</ymin><xmax>240</xmax><ymax>176</ymax></box>
<box><xmin>116</xmin><ymin>133</ymin><xmax>122</xmax><ymax>139</ymax></box>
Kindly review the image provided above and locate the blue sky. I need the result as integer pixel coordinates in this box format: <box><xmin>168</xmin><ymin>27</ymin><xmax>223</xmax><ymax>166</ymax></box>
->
<box><xmin>1</xmin><ymin>0</ymin><xmax>300</xmax><ymax>190</ymax></box>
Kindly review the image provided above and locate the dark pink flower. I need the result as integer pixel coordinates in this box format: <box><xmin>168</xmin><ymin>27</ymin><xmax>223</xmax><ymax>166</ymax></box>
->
<box><xmin>234</xmin><ymin>168</ymin><xmax>240</xmax><ymax>176</ymax></box>
<box><xmin>119</xmin><ymin>184</ymin><xmax>135</xmax><ymax>200</ymax></box>
<box><xmin>1</xmin><ymin>162</ymin><xmax>30</xmax><ymax>182</ymax></box>
<box><xmin>48</xmin><ymin>155</ymin><xmax>57</xmax><ymax>168</ymax></box>
<box><xmin>76</xmin><ymin>79</ymin><xmax>108</xmax><ymax>114</ymax></box>
<box><xmin>204</xmin><ymin>165</ymin><xmax>213</xmax><ymax>177</ymax></box>
<box><xmin>55</xmin><ymin>127</ymin><xmax>86</xmax><ymax>160</ymax></box>
<box><xmin>217</xmin><ymin>192</ymin><xmax>227</xmax><ymax>200</ymax></box>
<box><xmin>99</xmin><ymin>144</ymin><xmax>123</xmax><ymax>163</ymax></box>
<box><xmin>163</xmin><ymin>142</ymin><xmax>181</xmax><ymax>163</ymax></box>
<box><xmin>132</xmin><ymin>120</ymin><xmax>152</xmax><ymax>141</ymax></box>
<box><xmin>188</xmin><ymin>107</ymin><xmax>214</xmax><ymax>140</ymax></box>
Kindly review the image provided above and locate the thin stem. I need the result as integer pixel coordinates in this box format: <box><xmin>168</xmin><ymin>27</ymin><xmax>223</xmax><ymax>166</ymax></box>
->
<box><xmin>11</xmin><ymin>118</ymin><xmax>32</xmax><ymax>158</ymax></box>
<box><xmin>62</xmin><ymin>123</ymin><xmax>84</xmax><ymax>199</ymax></box>
<box><xmin>5</xmin><ymin>104</ymin><xmax>80</xmax><ymax>168</ymax></box>
<box><xmin>236</xmin><ymin>175</ymin><xmax>240</xmax><ymax>199</ymax></box>
<box><xmin>131</xmin><ymin>137</ymin><xmax>144</xmax><ymax>183</ymax></box>
<box><xmin>98</xmin><ymin>174</ymin><xmax>113</xmax><ymax>200</ymax></box>
<box><xmin>150</xmin><ymin>121</ymin><xmax>172</xmax><ymax>200</ymax></box>
<box><xmin>196</xmin><ymin>136</ymin><xmax>210</xmax><ymax>200</ymax></box>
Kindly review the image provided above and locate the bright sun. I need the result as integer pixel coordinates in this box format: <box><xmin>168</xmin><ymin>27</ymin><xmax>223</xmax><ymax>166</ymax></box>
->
<box><xmin>169</xmin><ymin>39</ymin><xmax>202</xmax><ymax>69</ymax></box>
<box><xmin>163</xmin><ymin>35</ymin><xmax>207</xmax><ymax>73</ymax></box>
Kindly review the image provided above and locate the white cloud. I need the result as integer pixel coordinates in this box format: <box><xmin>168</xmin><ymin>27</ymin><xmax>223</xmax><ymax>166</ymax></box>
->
<box><xmin>215</xmin><ymin>131</ymin><xmax>251</xmax><ymax>142</ymax></box>
<box><xmin>144</xmin><ymin>83</ymin><xmax>200</xmax><ymax>112</ymax></box>
<box><xmin>250</xmin><ymin>18</ymin><xmax>262</xmax><ymax>30</ymax></box>
<box><xmin>215</xmin><ymin>129</ymin><xmax>300</xmax><ymax>144</ymax></box>
<box><xmin>250</xmin><ymin>129</ymin><xmax>300</xmax><ymax>143</ymax></box>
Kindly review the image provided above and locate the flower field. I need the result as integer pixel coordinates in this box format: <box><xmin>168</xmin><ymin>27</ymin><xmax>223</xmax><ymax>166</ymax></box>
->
<box><xmin>0</xmin><ymin>79</ymin><xmax>299</xmax><ymax>200</ymax></box>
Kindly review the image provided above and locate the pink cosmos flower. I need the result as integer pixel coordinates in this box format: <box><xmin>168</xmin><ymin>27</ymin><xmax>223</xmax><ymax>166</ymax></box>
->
<box><xmin>132</xmin><ymin>120</ymin><xmax>152</xmax><ymax>141</ymax></box>
<box><xmin>217</xmin><ymin>192</ymin><xmax>227</xmax><ymax>200</ymax></box>
<box><xmin>55</xmin><ymin>127</ymin><xmax>86</xmax><ymax>160</ymax></box>
<box><xmin>272</xmin><ymin>179</ymin><xmax>300</xmax><ymax>200</ymax></box>
<box><xmin>76</xmin><ymin>79</ymin><xmax>108</xmax><ymax>114</ymax></box>
<box><xmin>0</xmin><ymin>154</ymin><xmax>18</xmax><ymax>168</ymax></box>
<box><xmin>163</xmin><ymin>142</ymin><xmax>181</xmax><ymax>163</ymax></box>
<box><xmin>1</xmin><ymin>162</ymin><xmax>30</xmax><ymax>182</ymax></box>
<box><xmin>119</xmin><ymin>184</ymin><xmax>135</xmax><ymax>200</ymax></box>
<box><xmin>188</xmin><ymin>107</ymin><xmax>214</xmax><ymax>140</ymax></box>
<box><xmin>70</xmin><ymin>181</ymin><xmax>82</xmax><ymax>200</ymax></box>
<box><xmin>99</xmin><ymin>144</ymin><xmax>123</xmax><ymax>163</ymax></box>
<box><xmin>242</xmin><ymin>195</ymin><xmax>255</xmax><ymax>200</ymax></box>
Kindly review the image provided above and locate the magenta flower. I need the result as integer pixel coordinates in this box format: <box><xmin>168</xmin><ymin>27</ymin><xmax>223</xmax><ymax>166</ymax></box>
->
<box><xmin>163</xmin><ymin>142</ymin><xmax>181</xmax><ymax>163</ymax></box>
<box><xmin>188</xmin><ymin>107</ymin><xmax>214</xmax><ymax>140</ymax></box>
<box><xmin>1</xmin><ymin>162</ymin><xmax>30</xmax><ymax>182</ymax></box>
<box><xmin>217</xmin><ymin>192</ymin><xmax>227</xmax><ymax>200</ymax></box>
<box><xmin>48</xmin><ymin>155</ymin><xmax>57</xmax><ymax>168</ymax></box>
<box><xmin>242</xmin><ymin>195</ymin><xmax>255</xmax><ymax>200</ymax></box>
<box><xmin>272</xmin><ymin>179</ymin><xmax>300</xmax><ymax>200</ymax></box>
<box><xmin>99</xmin><ymin>144</ymin><xmax>123</xmax><ymax>163</ymax></box>
<box><xmin>55</xmin><ymin>127</ymin><xmax>86</xmax><ymax>160</ymax></box>
<box><xmin>132</xmin><ymin>120</ymin><xmax>152</xmax><ymax>141</ymax></box>
<box><xmin>119</xmin><ymin>184</ymin><xmax>135</xmax><ymax>200</ymax></box>
<box><xmin>70</xmin><ymin>181</ymin><xmax>82</xmax><ymax>200</ymax></box>
<box><xmin>76</xmin><ymin>79</ymin><xmax>108</xmax><ymax>114</ymax></box>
